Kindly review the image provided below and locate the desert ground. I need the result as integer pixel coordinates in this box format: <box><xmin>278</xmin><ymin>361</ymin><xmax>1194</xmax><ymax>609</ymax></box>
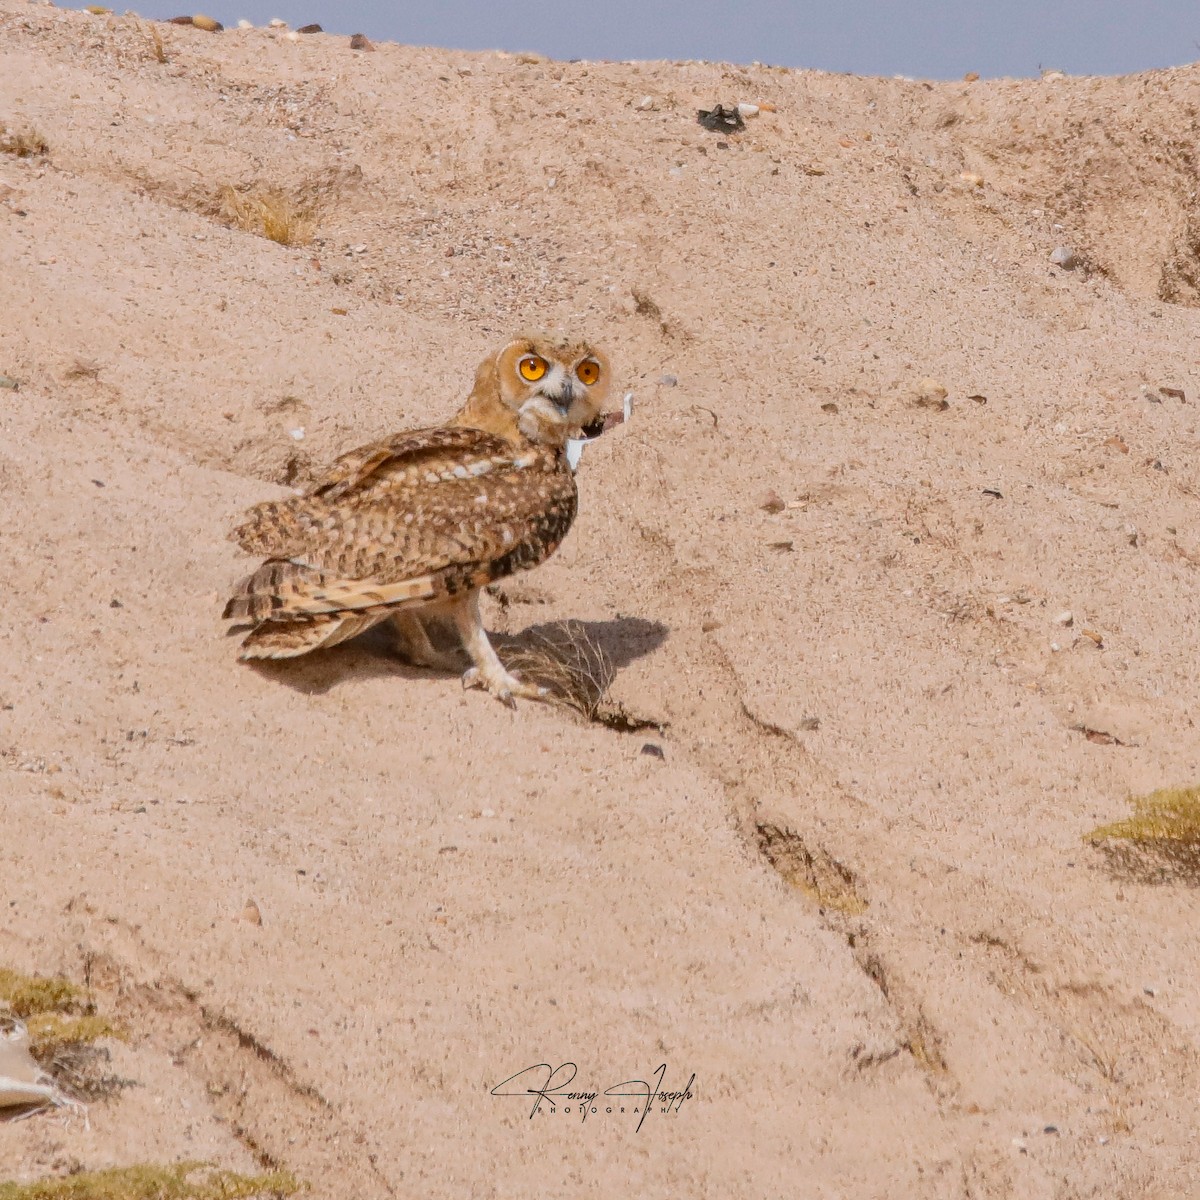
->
<box><xmin>2</xmin><ymin>4</ymin><xmax>1200</xmax><ymax>1196</ymax></box>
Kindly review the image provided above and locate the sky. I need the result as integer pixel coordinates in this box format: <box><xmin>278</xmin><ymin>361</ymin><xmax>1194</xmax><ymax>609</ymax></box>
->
<box><xmin>131</xmin><ymin>1</ymin><xmax>1200</xmax><ymax>80</ymax></box>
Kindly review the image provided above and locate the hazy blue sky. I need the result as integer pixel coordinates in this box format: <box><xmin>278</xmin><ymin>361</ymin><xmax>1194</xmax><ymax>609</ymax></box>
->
<box><xmin>133</xmin><ymin>1</ymin><xmax>1199</xmax><ymax>80</ymax></box>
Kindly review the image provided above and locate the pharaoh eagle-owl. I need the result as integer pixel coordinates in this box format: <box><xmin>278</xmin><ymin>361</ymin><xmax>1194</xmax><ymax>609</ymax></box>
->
<box><xmin>222</xmin><ymin>336</ymin><xmax>611</xmax><ymax>706</ymax></box>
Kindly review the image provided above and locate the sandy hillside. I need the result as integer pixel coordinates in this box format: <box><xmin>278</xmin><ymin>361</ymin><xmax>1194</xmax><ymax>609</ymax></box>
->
<box><xmin>2</xmin><ymin>4</ymin><xmax>1200</xmax><ymax>1197</ymax></box>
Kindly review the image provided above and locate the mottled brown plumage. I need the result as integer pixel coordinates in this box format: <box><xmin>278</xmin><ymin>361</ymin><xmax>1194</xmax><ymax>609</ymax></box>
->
<box><xmin>223</xmin><ymin>336</ymin><xmax>611</xmax><ymax>705</ymax></box>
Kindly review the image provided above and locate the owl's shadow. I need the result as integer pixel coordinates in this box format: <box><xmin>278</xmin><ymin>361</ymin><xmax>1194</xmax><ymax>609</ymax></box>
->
<box><xmin>239</xmin><ymin>614</ymin><xmax>669</xmax><ymax>697</ymax></box>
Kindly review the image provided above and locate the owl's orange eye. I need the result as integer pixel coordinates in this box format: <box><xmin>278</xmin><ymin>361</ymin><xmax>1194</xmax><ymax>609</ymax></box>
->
<box><xmin>576</xmin><ymin>359</ymin><xmax>601</xmax><ymax>386</ymax></box>
<box><xmin>518</xmin><ymin>355</ymin><xmax>547</xmax><ymax>382</ymax></box>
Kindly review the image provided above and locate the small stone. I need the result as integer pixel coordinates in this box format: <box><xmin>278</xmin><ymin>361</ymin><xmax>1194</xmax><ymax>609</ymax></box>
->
<box><xmin>191</xmin><ymin>14</ymin><xmax>223</xmax><ymax>32</ymax></box>
<box><xmin>349</xmin><ymin>32</ymin><xmax>375</xmax><ymax>51</ymax></box>
<box><xmin>237</xmin><ymin>19</ymin><xmax>253</xmax><ymax>28</ymax></box>
<box><xmin>658</xmin><ymin>374</ymin><xmax>677</xmax><ymax>387</ymax></box>
<box><xmin>0</xmin><ymin>375</ymin><xmax>19</xmax><ymax>390</ymax></box>
<box><xmin>821</xmin><ymin>401</ymin><xmax>839</xmax><ymax>413</ymax></box>
<box><xmin>297</xmin><ymin>23</ymin><xmax>322</xmax><ymax>33</ymax></box>
<box><xmin>959</xmin><ymin>171</ymin><xmax>984</xmax><ymax>188</ymax></box>
<box><xmin>634</xmin><ymin>95</ymin><xmax>656</xmax><ymax>111</ymax></box>
<box><xmin>85</xmin><ymin>4</ymin><xmax>111</xmax><ymax>13</ymax></box>
<box><xmin>1055</xmin><ymin>610</ymin><xmax>1074</xmax><ymax>626</ymax></box>
<box><xmin>286</xmin><ymin>30</ymin><xmax>299</xmax><ymax>41</ymax></box>
<box><xmin>268</xmin><ymin>17</ymin><xmax>287</xmax><ymax>27</ymax></box>
<box><xmin>701</xmin><ymin>619</ymin><xmax>722</xmax><ymax>633</ymax></box>
<box><xmin>759</xmin><ymin>489</ymin><xmax>785</xmax><ymax>514</ymax></box>
<box><xmin>168</xmin><ymin>14</ymin><xmax>194</xmax><ymax>23</ymax></box>
<box><xmin>736</xmin><ymin>102</ymin><xmax>760</xmax><ymax>118</ymax></box>
<box><xmin>1050</xmin><ymin>245</ymin><xmax>1077</xmax><ymax>268</ymax></box>
<box><xmin>963</xmin><ymin>71</ymin><xmax>980</xmax><ymax>82</ymax></box>
<box><xmin>1043</xmin><ymin>1125</ymin><xmax>1059</xmax><ymax>1134</ymax></box>
<box><xmin>241</xmin><ymin>898</ymin><xmax>263</xmax><ymax>925</ymax></box>
<box><xmin>289</xmin><ymin>427</ymin><xmax>305</xmax><ymax>440</ymax></box>
<box><xmin>641</xmin><ymin>743</ymin><xmax>665</xmax><ymax>759</ymax></box>
<box><xmin>912</xmin><ymin>378</ymin><xmax>949</xmax><ymax>410</ymax></box>
<box><xmin>697</xmin><ymin>105</ymin><xmax>745</xmax><ymax>134</ymax></box>
<box><xmin>1049</xmin><ymin>642</ymin><xmax>1061</xmax><ymax>653</ymax></box>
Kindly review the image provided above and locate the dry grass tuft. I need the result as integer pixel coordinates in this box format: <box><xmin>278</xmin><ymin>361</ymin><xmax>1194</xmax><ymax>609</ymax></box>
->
<box><xmin>0</xmin><ymin>126</ymin><xmax>49</xmax><ymax>158</ymax></box>
<box><xmin>1087</xmin><ymin>784</ymin><xmax>1200</xmax><ymax>884</ymax></box>
<box><xmin>0</xmin><ymin>1163</ymin><xmax>300</xmax><ymax>1200</ymax></box>
<box><xmin>755</xmin><ymin>823</ymin><xmax>868</xmax><ymax>914</ymax></box>
<box><xmin>500</xmin><ymin>621</ymin><xmax>615</xmax><ymax>720</ymax></box>
<box><xmin>143</xmin><ymin>21</ymin><xmax>168</xmax><ymax>64</ymax></box>
<box><xmin>1072</xmin><ymin>1027</ymin><xmax>1123</xmax><ymax>1083</ymax></box>
<box><xmin>220</xmin><ymin>185</ymin><xmax>316</xmax><ymax>247</ymax></box>
<box><xmin>64</xmin><ymin>357</ymin><xmax>102</xmax><ymax>381</ymax></box>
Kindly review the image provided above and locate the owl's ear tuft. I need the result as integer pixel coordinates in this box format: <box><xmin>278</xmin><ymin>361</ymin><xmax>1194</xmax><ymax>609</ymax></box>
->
<box><xmin>471</xmin><ymin>347</ymin><xmax>501</xmax><ymax>397</ymax></box>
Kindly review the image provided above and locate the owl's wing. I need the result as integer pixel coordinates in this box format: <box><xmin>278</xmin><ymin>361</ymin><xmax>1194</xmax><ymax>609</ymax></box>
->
<box><xmin>307</xmin><ymin>426</ymin><xmax>511</xmax><ymax>502</ymax></box>
<box><xmin>225</xmin><ymin>437</ymin><xmax>578</xmax><ymax>630</ymax></box>
<box><xmin>230</xmin><ymin>425</ymin><xmax>512</xmax><ymax>554</ymax></box>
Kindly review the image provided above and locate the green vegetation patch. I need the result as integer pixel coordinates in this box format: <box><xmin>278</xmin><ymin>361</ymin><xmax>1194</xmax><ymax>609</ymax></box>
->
<box><xmin>25</xmin><ymin>1013</ymin><xmax>125</xmax><ymax>1060</ymax></box>
<box><xmin>0</xmin><ymin>968</ymin><xmax>84</xmax><ymax>1018</ymax></box>
<box><xmin>0</xmin><ymin>1164</ymin><xmax>299</xmax><ymax>1200</ymax></box>
<box><xmin>1</xmin><ymin>966</ymin><xmax>125</xmax><ymax>1097</ymax></box>
<box><xmin>1087</xmin><ymin>785</ymin><xmax>1200</xmax><ymax>884</ymax></box>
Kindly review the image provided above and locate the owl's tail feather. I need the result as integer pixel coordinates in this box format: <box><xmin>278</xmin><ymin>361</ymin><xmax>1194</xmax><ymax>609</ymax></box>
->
<box><xmin>224</xmin><ymin>557</ymin><xmax>449</xmax><ymax>659</ymax></box>
<box><xmin>224</xmin><ymin>559</ymin><xmax>440</xmax><ymax>623</ymax></box>
<box><xmin>237</xmin><ymin>612</ymin><xmax>388</xmax><ymax>659</ymax></box>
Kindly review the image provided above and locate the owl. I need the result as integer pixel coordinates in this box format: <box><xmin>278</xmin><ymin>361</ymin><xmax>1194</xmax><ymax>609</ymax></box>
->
<box><xmin>222</xmin><ymin>336</ymin><xmax>611</xmax><ymax>706</ymax></box>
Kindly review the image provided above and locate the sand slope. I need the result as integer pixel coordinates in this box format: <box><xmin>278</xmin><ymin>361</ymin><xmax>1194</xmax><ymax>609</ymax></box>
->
<box><xmin>2</xmin><ymin>5</ymin><xmax>1200</xmax><ymax>1196</ymax></box>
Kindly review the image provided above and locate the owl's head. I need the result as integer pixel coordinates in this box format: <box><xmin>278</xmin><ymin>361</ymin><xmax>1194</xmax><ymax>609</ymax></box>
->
<box><xmin>471</xmin><ymin>335</ymin><xmax>611</xmax><ymax>447</ymax></box>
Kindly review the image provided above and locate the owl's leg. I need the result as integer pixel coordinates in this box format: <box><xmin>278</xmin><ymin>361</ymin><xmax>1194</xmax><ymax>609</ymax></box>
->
<box><xmin>389</xmin><ymin>610</ymin><xmax>463</xmax><ymax>672</ymax></box>
<box><xmin>452</xmin><ymin>589</ymin><xmax>549</xmax><ymax>708</ymax></box>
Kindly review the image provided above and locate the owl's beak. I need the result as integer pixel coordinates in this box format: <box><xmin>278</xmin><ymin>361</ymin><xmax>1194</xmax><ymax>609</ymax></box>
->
<box><xmin>542</xmin><ymin>378</ymin><xmax>578</xmax><ymax>415</ymax></box>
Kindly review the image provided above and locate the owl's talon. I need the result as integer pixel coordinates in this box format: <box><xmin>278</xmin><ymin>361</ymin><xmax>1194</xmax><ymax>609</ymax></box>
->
<box><xmin>460</xmin><ymin>663</ymin><xmax>545</xmax><ymax>706</ymax></box>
